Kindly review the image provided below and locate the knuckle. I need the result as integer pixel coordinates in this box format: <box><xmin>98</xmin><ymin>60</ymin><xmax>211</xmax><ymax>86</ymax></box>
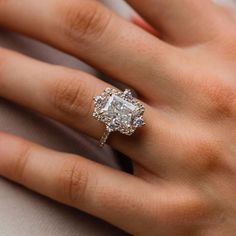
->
<box><xmin>13</xmin><ymin>141</ymin><xmax>32</xmax><ymax>181</ymax></box>
<box><xmin>203</xmin><ymin>82</ymin><xmax>236</xmax><ymax>120</ymax></box>
<box><xmin>172</xmin><ymin>197</ymin><xmax>210</xmax><ymax>224</ymax></box>
<box><xmin>59</xmin><ymin>1</ymin><xmax>112</xmax><ymax>44</ymax></box>
<box><xmin>58</xmin><ymin>157</ymin><xmax>89</xmax><ymax>204</ymax></box>
<box><xmin>184</xmin><ymin>138</ymin><xmax>222</xmax><ymax>172</ymax></box>
<box><xmin>150</xmin><ymin>190</ymin><xmax>211</xmax><ymax>226</ymax></box>
<box><xmin>52</xmin><ymin>76</ymin><xmax>94</xmax><ymax>119</ymax></box>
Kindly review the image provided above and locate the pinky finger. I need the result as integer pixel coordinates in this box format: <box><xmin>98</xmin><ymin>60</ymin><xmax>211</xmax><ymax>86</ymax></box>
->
<box><xmin>0</xmin><ymin>133</ymin><xmax>153</xmax><ymax>234</ymax></box>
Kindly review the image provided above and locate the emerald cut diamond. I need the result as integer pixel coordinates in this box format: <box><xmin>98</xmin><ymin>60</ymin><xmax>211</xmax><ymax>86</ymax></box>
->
<box><xmin>102</xmin><ymin>94</ymin><xmax>137</xmax><ymax>126</ymax></box>
<box><xmin>93</xmin><ymin>88</ymin><xmax>145</xmax><ymax>143</ymax></box>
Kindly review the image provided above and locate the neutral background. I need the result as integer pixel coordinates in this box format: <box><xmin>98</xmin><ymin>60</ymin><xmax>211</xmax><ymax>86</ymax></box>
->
<box><xmin>0</xmin><ymin>1</ymin><xmax>235</xmax><ymax>235</ymax></box>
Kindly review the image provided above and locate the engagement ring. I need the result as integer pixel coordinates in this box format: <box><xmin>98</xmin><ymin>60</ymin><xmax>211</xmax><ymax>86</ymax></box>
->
<box><xmin>93</xmin><ymin>88</ymin><xmax>145</xmax><ymax>147</ymax></box>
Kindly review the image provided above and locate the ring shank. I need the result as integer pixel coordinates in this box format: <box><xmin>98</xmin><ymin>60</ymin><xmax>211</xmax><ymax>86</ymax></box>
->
<box><xmin>99</xmin><ymin>129</ymin><xmax>111</xmax><ymax>147</ymax></box>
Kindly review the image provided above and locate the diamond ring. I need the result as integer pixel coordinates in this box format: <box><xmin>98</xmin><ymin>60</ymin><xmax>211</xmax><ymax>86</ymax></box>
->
<box><xmin>93</xmin><ymin>88</ymin><xmax>145</xmax><ymax>147</ymax></box>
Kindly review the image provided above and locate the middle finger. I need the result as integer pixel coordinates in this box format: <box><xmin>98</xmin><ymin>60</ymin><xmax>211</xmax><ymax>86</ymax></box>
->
<box><xmin>0</xmin><ymin>0</ymin><xmax>182</xmax><ymax>98</ymax></box>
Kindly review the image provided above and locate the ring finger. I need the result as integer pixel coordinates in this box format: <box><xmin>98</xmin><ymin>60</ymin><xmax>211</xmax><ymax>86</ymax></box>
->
<box><xmin>0</xmin><ymin>48</ymin><xmax>162</xmax><ymax>166</ymax></box>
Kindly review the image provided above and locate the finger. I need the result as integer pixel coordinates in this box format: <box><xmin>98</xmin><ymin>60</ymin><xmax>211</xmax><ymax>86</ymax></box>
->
<box><xmin>0</xmin><ymin>132</ymin><xmax>161</xmax><ymax>234</ymax></box>
<box><xmin>131</xmin><ymin>16</ymin><xmax>160</xmax><ymax>37</ymax></box>
<box><xmin>0</xmin><ymin>48</ymin><xmax>159</xmax><ymax>165</ymax></box>
<box><xmin>0</xmin><ymin>0</ymin><xmax>180</xmax><ymax>96</ymax></box>
<box><xmin>0</xmin><ymin>48</ymin><xmax>110</xmax><ymax>139</ymax></box>
<box><xmin>126</xmin><ymin>0</ymin><xmax>230</xmax><ymax>45</ymax></box>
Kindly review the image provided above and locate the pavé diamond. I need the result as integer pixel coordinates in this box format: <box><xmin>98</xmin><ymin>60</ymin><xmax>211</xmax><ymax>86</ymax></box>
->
<box><xmin>133</xmin><ymin>117</ymin><xmax>145</xmax><ymax>128</ymax></box>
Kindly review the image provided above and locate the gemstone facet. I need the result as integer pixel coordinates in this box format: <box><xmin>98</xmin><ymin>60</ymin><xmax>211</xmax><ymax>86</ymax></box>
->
<box><xmin>93</xmin><ymin>88</ymin><xmax>145</xmax><ymax>136</ymax></box>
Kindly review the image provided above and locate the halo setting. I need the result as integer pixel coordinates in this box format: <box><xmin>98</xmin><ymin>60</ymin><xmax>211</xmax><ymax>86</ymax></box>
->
<box><xmin>93</xmin><ymin>88</ymin><xmax>145</xmax><ymax>147</ymax></box>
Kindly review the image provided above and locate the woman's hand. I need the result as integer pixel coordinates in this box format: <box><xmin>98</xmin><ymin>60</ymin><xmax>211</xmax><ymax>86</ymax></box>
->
<box><xmin>0</xmin><ymin>0</ymin><xmax>236</xmax><ymax>235</ymax></box>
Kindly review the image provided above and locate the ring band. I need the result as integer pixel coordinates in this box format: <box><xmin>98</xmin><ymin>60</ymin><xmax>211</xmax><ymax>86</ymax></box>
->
<box><xmin>99</xmin><ymin>129</ymin><xmax>111</xmax><ymax>147</ymax></box>
<box><xmin>93</xmin><ymin>88</ymin><xmax>145</xmax><ymax>147</ymax></box>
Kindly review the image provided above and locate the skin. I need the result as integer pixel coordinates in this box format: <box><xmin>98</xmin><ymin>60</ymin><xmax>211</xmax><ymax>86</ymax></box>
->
<box><xmin>0</xmin><ymin>0</ymin><xmax>236</xmax><ymax>235</ymax></box>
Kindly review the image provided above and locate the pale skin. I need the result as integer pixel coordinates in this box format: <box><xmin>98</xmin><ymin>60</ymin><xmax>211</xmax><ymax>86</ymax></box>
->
<box><xmin>1</xmin><ymin>0</ymin><xmax>236</xmax><ymax>235</ymax></box>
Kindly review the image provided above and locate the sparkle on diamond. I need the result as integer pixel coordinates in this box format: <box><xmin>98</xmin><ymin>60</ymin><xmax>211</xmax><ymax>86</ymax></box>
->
<box><xmin>102</xmin><ymin>94</ymin><xmax>137</xmax><ymax>126</ymax></box>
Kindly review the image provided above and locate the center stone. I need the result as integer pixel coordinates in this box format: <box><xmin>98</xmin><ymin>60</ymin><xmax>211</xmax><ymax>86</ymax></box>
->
<box><xmin>102</xmin><ymin>94</ymin><xmax>137</xmax><ymax>126</ymax></box>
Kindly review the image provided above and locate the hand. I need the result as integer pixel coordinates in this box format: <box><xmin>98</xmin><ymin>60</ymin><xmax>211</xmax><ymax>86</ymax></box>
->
<box><xmin>0</xmin><ymin>1</ymin><xmax>236</xmax><ymax>235</ymax></box>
